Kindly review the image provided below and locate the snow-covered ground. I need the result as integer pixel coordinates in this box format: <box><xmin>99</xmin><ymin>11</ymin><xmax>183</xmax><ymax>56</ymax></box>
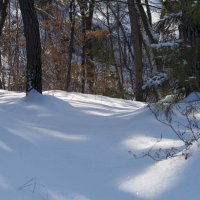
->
<box><xmin>0</xmin><ymin>90</ymin><xmax>200</xmax><ymax>200</ymax></box>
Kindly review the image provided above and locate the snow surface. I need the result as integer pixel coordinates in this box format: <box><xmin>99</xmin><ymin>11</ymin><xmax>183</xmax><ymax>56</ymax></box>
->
<box><xmin>0</xmin><ymin>90</ymin><xmax>200</xmax><ymax>200</ymax></box>
<box><xmin>151</xmin><ymin>41</ymin><xmax>179</xmax><ymax>49</ymax></box>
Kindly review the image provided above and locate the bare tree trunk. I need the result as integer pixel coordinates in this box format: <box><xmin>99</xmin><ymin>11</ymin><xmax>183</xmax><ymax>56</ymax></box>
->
<box><xmin>136</xmin><ymin>0</ymin><xmax>155</xmax><ymax>44</ymax></box>
<box><xmin>78</xmin><ymin>0</ymin><xmax>95</xmax><ymax>93</ymax></box>
<box><xmin>18</xmin><ymin>0</ymin><xmax>42</xmax><ymax>94</ymax></box>
<box><xmin>0</xmin><ymin>0</ymin><xmax>9</xmax><ymax>89</ymax></box>
<box><xmin>145</xmin><ymin>0</ymin><xmax>152</xmax><ymax>27</ymax></box>
<box><xmin>136</xmin><ymin>0</ymin><xmax>157</xmax><ymax>73</ymax></box>
<box><xmin>13</xmin><ymin>0</ymin><xmax>21</xmax><ymax>91</ymax></box>
<box><xmin>66</xmin><ymin>0</ymin><xmax>75</xmax><ymax>92</ymax></box>
<box><xmin>128</xmin><ymin>0</ymin><xmax>144</xmax><ymax>101</ymax></box>
<box><xmin>106</xmin><ymin>3</ymin><xmax>123</xmax><ymax>93</ymax></box>
<box><xmin>77</xmin><ymin>0</ymin><xmax>87</xmax><ymax>93</ymax></box>
<box><xmin>0</xmin><ymin>51</ymin><xmax>5</xmax><ymax>89</ymax></box>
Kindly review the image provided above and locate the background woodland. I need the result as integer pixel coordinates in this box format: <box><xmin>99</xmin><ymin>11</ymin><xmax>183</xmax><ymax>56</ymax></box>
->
<box><xmin>0</xmin><ymin>0</ymin><xmax>200</xmax><ymax>102</ymax></box>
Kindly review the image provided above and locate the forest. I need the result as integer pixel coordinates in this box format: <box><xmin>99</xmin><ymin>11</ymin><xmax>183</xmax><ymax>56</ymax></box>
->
<box><xmin>0</xmin><ymin>1</ymin><xmax>200</xmax><ymax>200</ymax></box>
<box><xmin>0</xmin><ymin>0</ymin><xmax>199</xmax><ymax>101</ymax></box>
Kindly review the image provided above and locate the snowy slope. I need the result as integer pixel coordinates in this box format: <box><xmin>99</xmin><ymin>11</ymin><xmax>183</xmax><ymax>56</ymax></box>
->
<box><xmin>0</xmin><ymin>90</ymin><xmax>200</xmax><ymax>200</ymax></box>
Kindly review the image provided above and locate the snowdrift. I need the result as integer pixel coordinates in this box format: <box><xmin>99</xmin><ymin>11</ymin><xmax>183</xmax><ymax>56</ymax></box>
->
<box><xmin>0</xmin><ymin>90</ymin><xmax>200</xmax><ymax>200</ymax></box>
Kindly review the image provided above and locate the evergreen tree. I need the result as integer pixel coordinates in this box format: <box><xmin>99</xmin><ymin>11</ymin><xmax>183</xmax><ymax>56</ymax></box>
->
<box><xmin>154</xmin><ymin>0</ymin><xmax>200</xmax><ymax>96</ymax></box>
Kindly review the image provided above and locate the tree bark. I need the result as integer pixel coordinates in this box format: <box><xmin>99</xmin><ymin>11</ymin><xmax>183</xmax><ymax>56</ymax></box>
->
<box><xmin>106</xmin><ymin>3</ymin><xmax>124</xmax><ymax>93</ymax></box>
<box><xmin>78</xmin><ymin>0</ymin><xmax>95</xmax><ymax>93</ymax></box>
<box><xmin>0</xmin><ymin>0</ymin><xmax>9</xmax><ymax>89</ymax></box>
<box><xmin>128</xmin><ymin>0</ymin><xmax>144</xmax><ymax>101</ymax></box>
<box><xmin>145</xmin><ymin>0</ymin><xmax>152</xmax><ymax>27</ymax></box>
<box><xmin>136</xmin><ymin>0</ymin><xmax>156</xmax><ymax>44</ymax></box>
<box><xmin>18</xmin><ymin>0</ymin><xmax>42</xmax><ymax>94</ymax></box>
<box><xmin>66</xmin><ymin>0</ymin><xmax>76</xmax><ymax>92</ymax></box>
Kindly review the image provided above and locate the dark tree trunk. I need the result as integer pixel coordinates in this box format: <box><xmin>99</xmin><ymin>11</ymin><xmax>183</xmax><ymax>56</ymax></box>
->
<box><xmin>136</xmin><ymin>0</ymin><xmax>156</xmax><ymax>44</ymax></box>
<box><xmin>77</xmin><ymin>0</ymin><xmax>87</xmax><ymax>93</ymax></box>
<box><xmin>145</xmin><ymin>0</ymin><xmax>152</xmax><ymax>27</ymax></box>
<box><xmin>0</xmin><ymin>0</ymin><xmax>9</xmax><ymax>90</ymax></box>
<box><xmin>78</xmin><ymin>0</ymin><xmax>95</xmax><ymax>93</ymax></box>
<box><xmin>0</xmin><ymin>51</ymin><xmax>5</xmax><ymax>89</ymax></box>
<box><xmin>106</xmin><ymin>3</ymin><xmax>124</xmax><ymax>93</ymax></box>
<box><xmin>85</xmin><ymin>0</ymin><xmax>96</xmax><ymax>93</ymax></box>
<box><xmin>66</xmin><ymin>0</ymin><xmax>76</xmax><ymax>92</ymax></box>
<box><xmin>128</xmin><ymin>0</ymin><xmax>144</xmax><ymax>101</ymax></box>
<box><xmin>80</xmin><ymin>4</ymin><xmax>86</xmax><ymax>93</ymax></box>
<box><xmin>18</xmin><ymin>0</ymin><xmax>42</xmax><ymax>94</ymax></box>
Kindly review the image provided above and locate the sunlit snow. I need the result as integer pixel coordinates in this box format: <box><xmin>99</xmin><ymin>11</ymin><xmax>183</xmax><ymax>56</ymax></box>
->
<box><xmin>119</xmin><ymin>156</ymin><xmax>186</xmax><ymax>199</ymax></box>
<box><xmin>0</xmin><ymin>90</ymin><xmax>200</xmax><ymax>200</ymax></box>
<box><xmin>122</xmin><ymin>136</ymin><xmax>184</xmax><ymax>151</ymax></box>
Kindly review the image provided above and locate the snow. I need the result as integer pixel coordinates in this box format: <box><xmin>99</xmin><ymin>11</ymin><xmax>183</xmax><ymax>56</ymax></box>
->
<box><xmin>183</xmin><ymin>92</ymin><xmax>200</xmax><ymax>102</ymax></box>
<box><xmin>151</xmin><ymin>41</ymin><xmax>179</xmax><ymax>49</ymax></box>
<box><xmin>142</xmin><ymin>72</ymin><xmax>168</xmax><ymax>90</ymax></box>
<box><xmin>0</xmin><ymin>141</ymin><xmax>13</xmax><ymax>152</ymax></box>
<box><xmin>119</xmin><ymin>156</ymin><xmax>186</xmax><ymax>199</ymax></box>
<box><xmin>0</xmin><ymin>90</ymin><xmax>200</xmax><ymax>200</ymax></box>
<box><xmin>121</xmin><ymin>135</ymin><xmax>184</xmax><ymax>151</ymax></box>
